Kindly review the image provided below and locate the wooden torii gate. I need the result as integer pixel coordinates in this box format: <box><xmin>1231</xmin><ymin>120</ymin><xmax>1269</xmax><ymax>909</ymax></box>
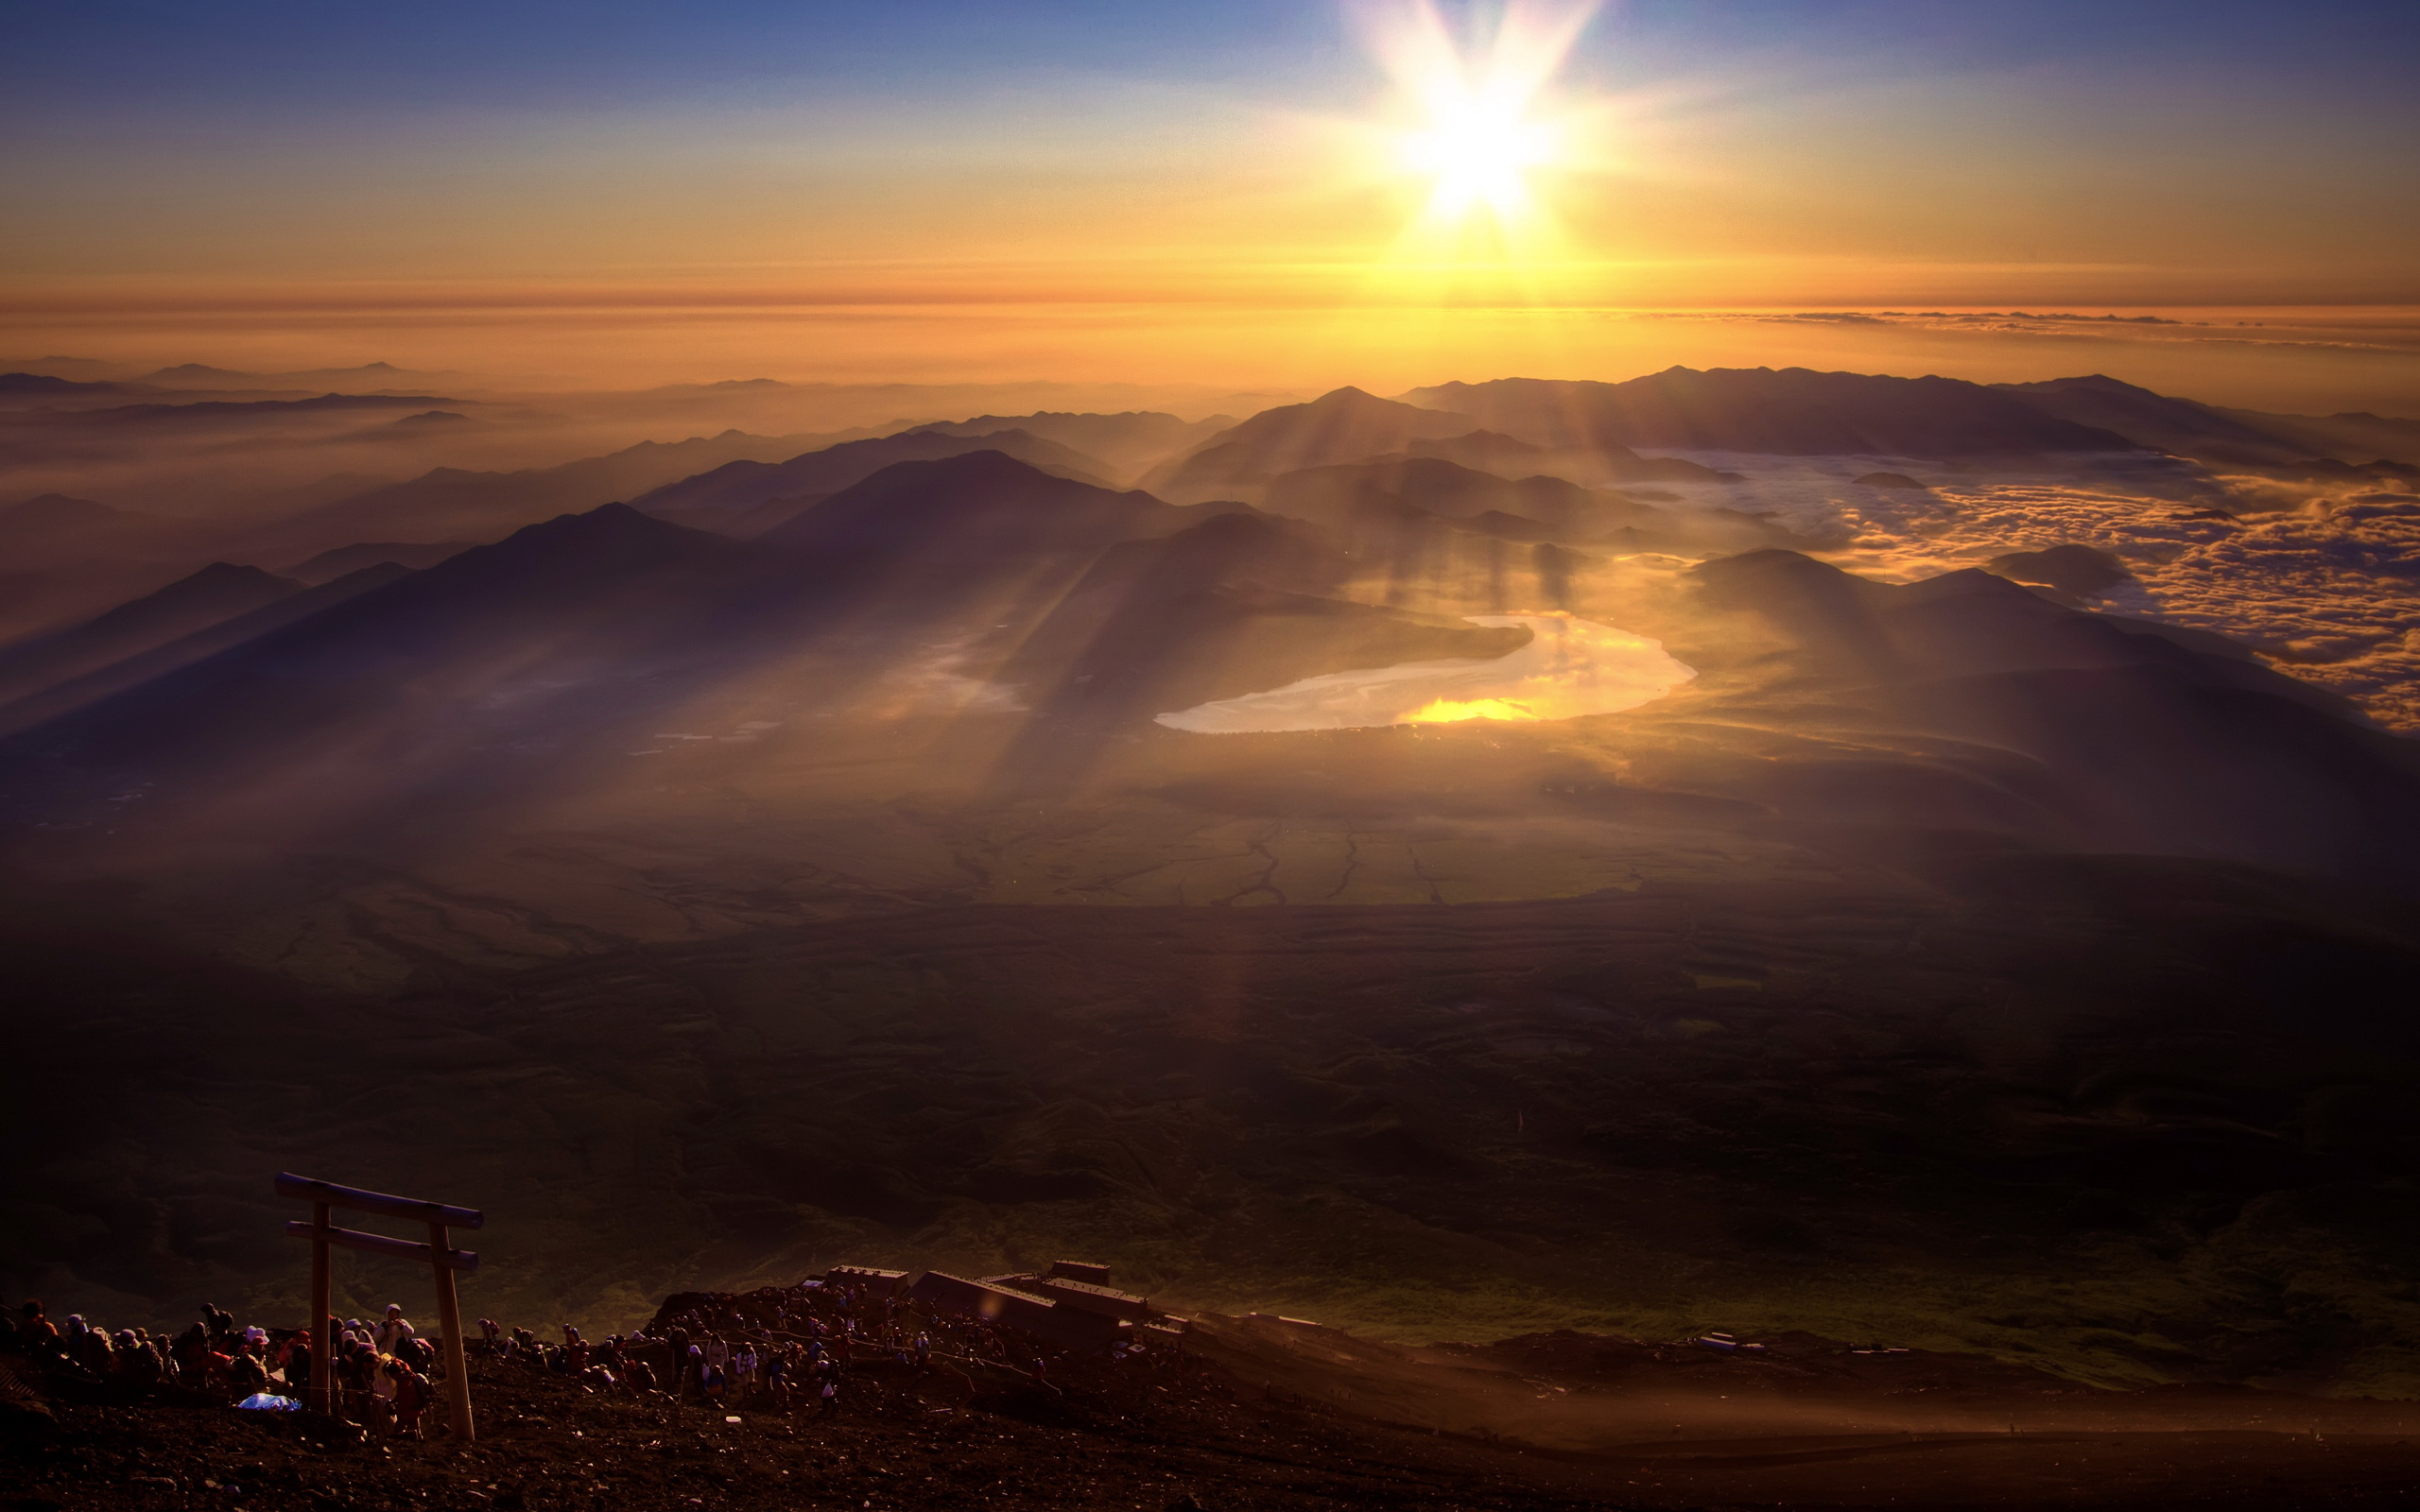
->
<box><xmin>276</xmin><ymin>1172</ymin><xmax>482</xmax><ymax>1441</ymax></box>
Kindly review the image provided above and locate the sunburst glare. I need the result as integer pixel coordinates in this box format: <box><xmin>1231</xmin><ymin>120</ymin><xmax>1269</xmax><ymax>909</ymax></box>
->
<box><xmin>1368</xmin><ymin>0</ymin><xmax>1599</xmax><ymax>236</ymax></box>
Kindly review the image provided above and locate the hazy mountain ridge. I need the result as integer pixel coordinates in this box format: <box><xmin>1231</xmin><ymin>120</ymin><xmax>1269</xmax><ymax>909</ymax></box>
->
<box><xmin>904</xmin><ymin>409</ymin><xmax>1233</xmax><ymax>485</ymax></box>
<box><xmin>1405</xmin><ymin>367</ymin><xmax>2141</xmax><ymax>457</ymax></box>
<box><xmin>235</xmin><ymin>424</ymin><xmax>897</xmax><ymax>556</ymax></box>
<box><xmin>632</xmin><ymin>426</ymin><xmax>1115</xmax><ymax>524</ymax></box>
<box><xmin>0</xmin><ymin>561</ymin><xmax>306</xmax><ymax>707</ymax></box>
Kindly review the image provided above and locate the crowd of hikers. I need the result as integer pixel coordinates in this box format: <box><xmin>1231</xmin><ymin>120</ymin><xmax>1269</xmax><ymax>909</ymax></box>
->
<box><xmin>4</xmin><ymin>1297</ymin><xmax>445</xmax><ymax>1435</ymax></box>
<box><xmin>3</xmin><ymin>1271</ymin><xmax>1184</xmax><ymax>1441</ymax></box>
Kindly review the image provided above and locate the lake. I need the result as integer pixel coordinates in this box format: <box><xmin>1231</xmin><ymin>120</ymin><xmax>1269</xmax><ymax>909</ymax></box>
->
<box><xmin>1155</xmin><ymin>613</ymin><xmax>1696</xmax><ymax>734</ymax></box>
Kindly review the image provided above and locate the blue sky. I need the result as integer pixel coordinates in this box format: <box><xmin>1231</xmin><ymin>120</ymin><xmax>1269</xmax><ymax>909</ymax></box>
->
<box><xmin>10</xmin><ymin>1</ymin><xmax>2418</xmax><ymax>113</ymax></box>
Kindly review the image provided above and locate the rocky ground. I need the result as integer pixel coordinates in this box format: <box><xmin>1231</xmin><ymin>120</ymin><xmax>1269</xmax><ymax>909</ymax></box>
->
<box><xmin>11</xmin><ymin>1315</ymin><xmax>2420</xmax><ymax>1511</ymax></box>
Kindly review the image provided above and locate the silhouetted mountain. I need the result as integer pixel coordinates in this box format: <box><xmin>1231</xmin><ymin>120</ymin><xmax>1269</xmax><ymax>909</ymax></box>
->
<box><xmin>634</xmin><ymin>427</ymin><xmax>1113</xmax><ymax>524</ymax></box>
<box><xmin>280</xmin><ymin>541</ymin><xmax>476</xmax><ymax>584</ymax></box>
<box><xmin>241</xmin><ymin>427</ymin><xmax>877</xmax><ymax>555</ymax></box>
<box><xmin>0</xmin><ymin>494</ymin><xmax>138</xmax><ymax>556</ymax></box>
<box><xmin>11</xmin><ymin>392</ymin><xmax>462</xmax><ymax>429</ymax></box>
<box><xmin>1983</xmin><ymin>544</ymin><xmax>2134</xmax><ymax>597</ymax></box>
<box><xmin>1405</xmin><ymin>369</ymin><xmax>2138</xmax><ymax>457</ymax></box>
<box><xmin>1142</xmin><ymin>387</ymin><xmax>1485</xmax><ymax>502</ymax></box>
<box><xmin>0</xmin><ymin>562</ymin><xmax>305</xmax><ymax>705</ymax></box>
<box><xmin>1264</xmin><ymin>456</ymin><xmax>1631</xmax><ymax>535</ymax></box>
<box><xmin>759</xmin><ymin>449</ymin><xmax>1208</xmax><ymax>568</ymax></box>
<box><xmin>1992</xmin><ymin>375</ymin><xmax>2325</xmax><ymax>469</ymax></box>
<box><xmin>2215</xmin><ymin>408</ymin><xmax>2420</xmax><ymax>468</ymax></box>
<box><xmin>1691</xmin><ymin>550</ymin><xmax>2420</xmax><ymax>885</ymax></box>
<box><xmin>0</xmin><ymin>372</ymin><xmax>139</xmax><ymax>398</ymax></box>
<box><xmin>1397</xmin><ymin>429</ymin><xmax>1546</xmax><ymax>470</ymax></box>
<box><xmin>0</xmin><ymin>562</ymin><xmax>412</xmax><ymax>738</ymax></box>
<box><xmin>0</xmin><ymin>507</ymin><xmax>750</xmax><ymax>810</ymax></box>
<box><xmin>905</xmin><ymin>411</ymin><xmax>1231</xmax><ymax>483</ymax></box>
<box><xmin>137</xmin><ymin>360</ymin><xmax>462</xmax><ymax>391</ymax></box>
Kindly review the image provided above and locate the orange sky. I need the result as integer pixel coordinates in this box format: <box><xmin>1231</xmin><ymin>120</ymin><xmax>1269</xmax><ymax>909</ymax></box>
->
<box><xmin>5</xmin><ymin>3</ymin><xmax>2418</xmax><ymax>408</ymax></box>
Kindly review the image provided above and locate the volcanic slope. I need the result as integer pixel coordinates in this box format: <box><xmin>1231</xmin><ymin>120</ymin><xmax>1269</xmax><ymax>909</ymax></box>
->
<box><xmin>10</xmin><ymin>855</ymin><xmax>2420</xmax><ymax>1399</ymax></box>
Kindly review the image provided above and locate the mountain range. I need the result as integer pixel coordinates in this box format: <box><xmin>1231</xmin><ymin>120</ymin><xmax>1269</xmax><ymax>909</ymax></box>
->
<box><xmin>9</xmin><ymin>362</ymin><xmax>2420</xmax><ymax>1390</ymax></box>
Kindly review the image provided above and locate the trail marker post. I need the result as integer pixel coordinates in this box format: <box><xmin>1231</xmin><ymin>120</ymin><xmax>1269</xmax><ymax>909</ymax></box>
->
<box><xmin>275</xmin><ymin>1173</ymin><xmax>483</xmax><ymax>1441</ymax></box>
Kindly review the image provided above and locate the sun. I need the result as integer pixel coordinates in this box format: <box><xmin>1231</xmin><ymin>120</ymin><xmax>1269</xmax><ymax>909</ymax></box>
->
<box><xmin>1369</xmin><ymin>1</ymin><xmax>1596</xmax><ymax>229</ymax></box>
<box><xmin>1402</xmin><ymin>91</ymin><xmax>1558</xmax><ymax>217</ymax></box>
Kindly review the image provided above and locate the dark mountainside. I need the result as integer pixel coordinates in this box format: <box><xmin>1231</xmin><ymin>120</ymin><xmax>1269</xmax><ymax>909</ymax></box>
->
<box><xmin>0</xmin><ymin>506</ymin><xmax>762</xmax><ymax>840</ymax></box>
<box><xmin>1687</xmin><ymin>549</ymin><xmax>2420</xmax><ymax>888</ymax></box>
<box><xmin>1404</xmin><ymin>368</ymin><xmax>2140</xmax><ymax>457</ymax></box>
<box><xmin>0</xmin><ymin>562</ymin><xmax>306</xmax><ymax>706</ymax></box>
<box><xmin>0</xmin><ymin>563</ymin><xmax>412</xmax><ymax>739</ymax></box>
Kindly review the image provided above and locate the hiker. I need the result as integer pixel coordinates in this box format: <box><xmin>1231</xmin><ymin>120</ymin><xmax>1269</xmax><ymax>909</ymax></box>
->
<box><xmin>68</xmin><ymin>1320</ymin><xmax>113</xmax><ymax>1380</ymax></box>
<box><xmin>202</xmin><ymin>1303</ymin><xmax>235</xmax><ymax>1343</ymax></box>
<box><xmin>666</xmin><ymin>1326</ymin><xmax>692</xmax><ymax>1382</ymax></box>
<box><xmin>116</xmin><ymin>1331</ymin><xmax>162</xmax><ymax>1392</ymax></box>
<box><xmin>279</xmin><ymin>1332</ymin><xmax>313</xmax><ymax>1400</ymax></box>
<box><xmin>229</xmin><ymin>1338</ymin><xmax>270</xmax><ymax>1398</ymax></box>
<box><xmin>346</xmin><ymin>1340</ymin><xmax>380</xmax><ymax>1420</ymax></box>
<box><xmin>817</xmin><ymin>1374</ymin><xmax>838</xmax><ymax>1417</ymax></box>
<box><xmin>377</xmin><ymin>1304</ymin><xmax>416</xmax><ymax>1354</ymax></box>
<box><xmin>16</xmin><ymin>1301</ymin><xmax>60</xmax><ymax>1360</ymax></box>
<box><xmin>368</xmin><ymin>1349</ymin><xmax>400</xmax><ymax>1432</ymax></box>
<box><xmin>389</xmin><ymin>1359</ymin><xmax>429</xmax><ymax>1439</ymax></box>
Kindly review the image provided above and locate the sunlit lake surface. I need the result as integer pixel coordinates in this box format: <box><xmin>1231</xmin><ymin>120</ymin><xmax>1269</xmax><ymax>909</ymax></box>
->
<box><xmin>1155</xmin><ymin>613</ymin><xmax>1697</xmax><ymax>734</ymax></box>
